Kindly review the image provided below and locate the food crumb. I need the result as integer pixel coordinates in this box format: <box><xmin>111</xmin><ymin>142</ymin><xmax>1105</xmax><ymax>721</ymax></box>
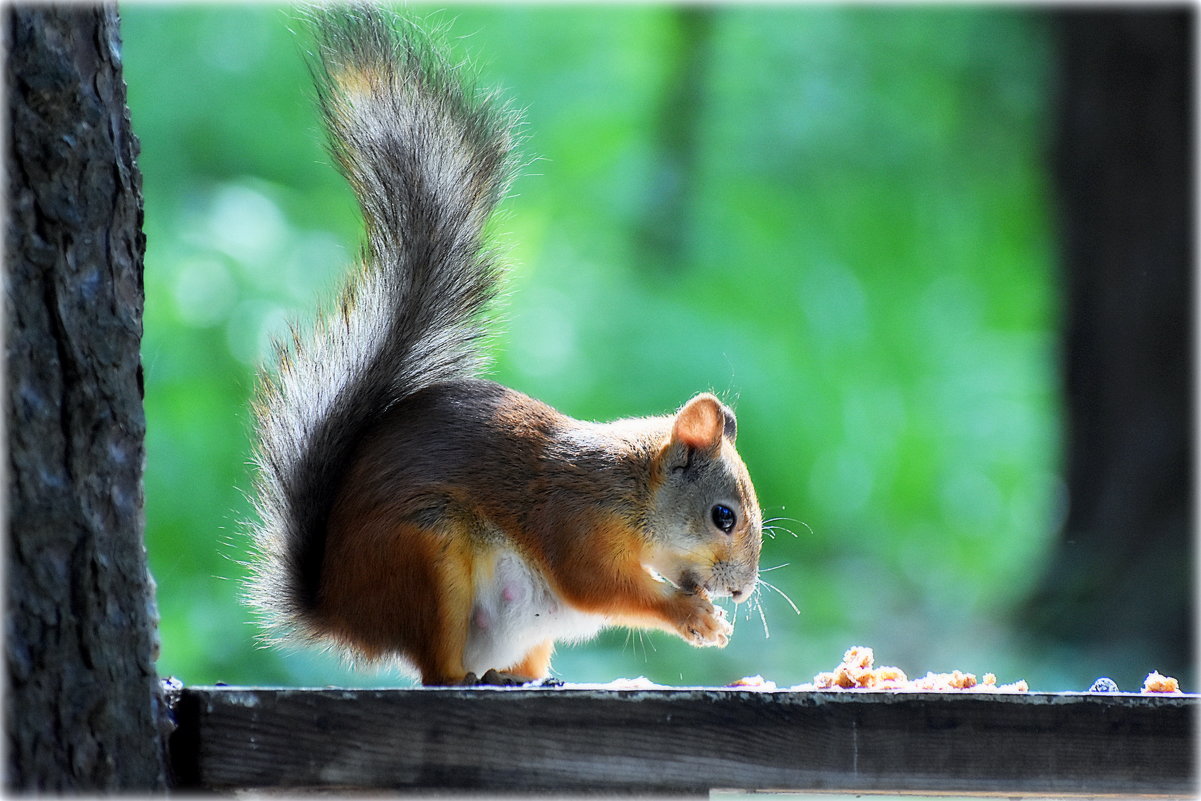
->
<box><xmin>728</xmin><ymin>674</ymin><xmax>777</xmax><ymax>690</ymax></box>
<box><xmin>874</xmin><ymin>665</ymin><xmax>909</xmax><ymax>688</ymax></box>
<box><xmin>913</xmin><ymin>670</ymin><xmax>977</xmax><ymax>691</ymax></box>
<box><xmin>1142</xmin><ymin>671</ymin><xmax>1181</xmax><ymax>694</ymax></box>
<box><xmin>803</xmin><ymin>646</ymin><xmax>1027</xmax><ymax>693</ymax></box>
<box><xmin>601</xmin><ymin>676</ymin><xmax>663</xmax><ymax>690</ymax></box>
<box><xmin>739</xmin><ymin>647</ymin><xmax>1184</xmax><ymax>695</ymax></box>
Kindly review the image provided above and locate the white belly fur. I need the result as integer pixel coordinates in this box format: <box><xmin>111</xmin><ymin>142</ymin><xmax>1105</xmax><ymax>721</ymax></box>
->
<box><xmin>462</xmin><ymin>548</ymin><xmax>604</xmax><ymax>676</ymax></box>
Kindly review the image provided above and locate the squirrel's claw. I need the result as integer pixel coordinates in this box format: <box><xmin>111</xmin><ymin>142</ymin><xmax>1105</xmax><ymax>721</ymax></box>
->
<box><xmin>460</xmin><ymin>669</ymin><xmax>540</xmax><ymax>687</ymax></box>
<box><xmin>678</xmin><ymin>593</ymin><xmax>733</xmax><ymax>648</ymax></box>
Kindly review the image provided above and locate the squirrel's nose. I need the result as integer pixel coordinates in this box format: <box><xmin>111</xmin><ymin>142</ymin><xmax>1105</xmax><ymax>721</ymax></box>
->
<box><xmin>729</xmin><ymin>576</ymin><xmax>758</xmax><ymax>604</ymax></box>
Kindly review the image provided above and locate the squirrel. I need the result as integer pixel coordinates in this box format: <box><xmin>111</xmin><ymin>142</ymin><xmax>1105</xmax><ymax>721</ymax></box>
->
<box><xmin>246</xmin><ymin>6</ymin><xmax>764</xmax><ymax>686</ymax></box>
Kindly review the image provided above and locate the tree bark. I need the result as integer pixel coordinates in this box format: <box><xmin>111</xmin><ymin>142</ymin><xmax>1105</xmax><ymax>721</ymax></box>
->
<box><xmin>5</xmin><ymin>4</ymin><xmax>167</xmax><ymax>791</ymax></box>
<box><xmin>1024</xmin><ymin>9</ymin><xmax>1193</xmax><ymax>684</ymax></box>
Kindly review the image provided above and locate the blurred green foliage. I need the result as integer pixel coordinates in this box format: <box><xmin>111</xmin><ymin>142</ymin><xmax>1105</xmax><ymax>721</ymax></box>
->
<box><xmin>122</xmin><ymin>5</ymin><xmax>1084</xmax><ymax>689</ymax></box>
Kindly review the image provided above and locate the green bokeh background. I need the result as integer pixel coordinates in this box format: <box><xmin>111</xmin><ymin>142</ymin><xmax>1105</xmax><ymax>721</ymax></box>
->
<box><xmin>122</xmin><ymin>5</ymin><xmax>1078</xmax><ymax>689</ymax></box>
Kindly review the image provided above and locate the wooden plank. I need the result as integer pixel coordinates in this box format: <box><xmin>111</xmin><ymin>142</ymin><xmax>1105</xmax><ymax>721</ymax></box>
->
<box><xmin>169</xmin><ymin>686</ymin><xmax>1195</xmax><ymax>796</ymax></box>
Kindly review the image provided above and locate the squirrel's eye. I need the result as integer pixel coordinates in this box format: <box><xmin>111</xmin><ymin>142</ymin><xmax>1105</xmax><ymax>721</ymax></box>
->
<box><xmin>711</xmin><ymin>504</ymin><xmax>736</xmax><ymax>534</ymax></box>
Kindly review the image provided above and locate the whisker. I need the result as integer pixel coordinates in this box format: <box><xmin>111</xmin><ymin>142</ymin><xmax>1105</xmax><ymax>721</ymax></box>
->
<box><xmin>764</xmin><ymin>516</ymin><xmax>814</xmax><ymax>538</ymax></box>
<box><xmin>759</xmin><ymin>563</ymin><xmax>790</xmax><ymax>574</ymax></box>
<box><xmin>759</xmin><ymin>578</ymin><xmax>801</xmax><ymax>615</ymax></box>
<box><xmin>755</xmin><ymin>596</ymin><xmax>771</xmax><ymax>638</ymax></box>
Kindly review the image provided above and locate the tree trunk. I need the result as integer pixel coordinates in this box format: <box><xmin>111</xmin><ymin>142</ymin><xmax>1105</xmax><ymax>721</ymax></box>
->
<box><xmin>635</xmin><ymin>6</ymin><xmax>716</xmax><ymax>273</ymax></box>
<box><xmin>1024</xmin><ymin>9</ymin><xmax>1193</xmax><ymax>685</ymax></box>
<box><xmin>5</xmin><ymin>4</ymin><xmax>167</xmax><ymax>791</ymax></box>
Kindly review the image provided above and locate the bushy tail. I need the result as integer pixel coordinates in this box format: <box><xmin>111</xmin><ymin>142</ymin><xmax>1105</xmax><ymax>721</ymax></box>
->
<box><xmin>247</xmin><ymin>5</ymin><xmax>519</xmax><ymax>642</ymax></box>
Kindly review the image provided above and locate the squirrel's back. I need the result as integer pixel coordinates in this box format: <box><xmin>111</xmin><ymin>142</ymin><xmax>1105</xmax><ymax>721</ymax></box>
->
<box><xmin>247</xmin><ymin>6</ymin><xmax>520</xmax><ymax>642</ymax></box>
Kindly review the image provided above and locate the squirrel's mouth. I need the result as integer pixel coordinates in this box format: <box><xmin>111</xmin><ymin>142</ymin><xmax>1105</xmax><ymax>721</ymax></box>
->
<box><xmin>703</xmin><ymin>582</ymin><xmax>746</xmax><ymax>603</ymax></box>
<box><xmin>677</xmin><ymin>570</ymin><xmax>705</xmax><ymax>595</ymax></box>
<box><xmin>707</xmin><ymin>561</ymin><xmax>758</xmax><ymax>604</ymax></box>
<box><xmin>648</xmin><ymin>564</ymin><xmax>751</xmax><ymax>603</ymax></box>
<box><xmin>683</xmin><ymin>570</ymin><xmax>754</xmax><ymax>604</ymax></box>
<box><xmin>647</xmin><ymin>566</ymin><xmax>712</xmax><ymax>598</ymax></box>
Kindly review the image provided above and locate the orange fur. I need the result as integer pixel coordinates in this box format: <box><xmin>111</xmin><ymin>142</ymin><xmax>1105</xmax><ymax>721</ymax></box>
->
<box><xmin>304</xmin><ymin>382</ymin><xmax>760</xmax><ymax>685</ymax></box>
<box><xmin>505</xmin><ymin>640</ymin><xmax>554</xmax><ymax>679</ymax></box>
<box><xmin>251</xmin><ymin>12</ymin><xmax>762</xmax><ymax>688</ymax></box>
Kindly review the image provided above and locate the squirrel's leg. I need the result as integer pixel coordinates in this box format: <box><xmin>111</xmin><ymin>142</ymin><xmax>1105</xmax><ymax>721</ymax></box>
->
<box><xmin>410</xmin><ymin>528</ymin><xmax>481</xmax><ymax>686</ymax></box>
<box><xmin>503</xmin><ymin>639</ymin><xmax>554</xmax><ymax>680</ymax></box>
<box><xmin>655</xmin><ymin>589</ymin><xmax>732</xmax><ymax>647</ymax></box>
<box><xmin>321</xmin><ymin>510</ymin><xmax>476</xmax><ymax>685</ymax></box>
<box><xmin>549</xmin><ymin>537</ymin><xmax>732</xmax><ymax>648</ymax></box>
<box><xmin>462</xmin><ymin>641</ymin><xmax>553</xmax><ymax>687</ymax></box>
<box><xmin>602</xmin><ymin>580</ymin><xmax>731</xmax><ymax>648</ymax></box>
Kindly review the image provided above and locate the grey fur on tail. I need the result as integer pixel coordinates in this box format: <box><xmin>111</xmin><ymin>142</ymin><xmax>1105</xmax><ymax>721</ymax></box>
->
<box><xmin>246</xmin><ymin>5</ymin><xmax>521</xmax><ymax>643</ymax></box>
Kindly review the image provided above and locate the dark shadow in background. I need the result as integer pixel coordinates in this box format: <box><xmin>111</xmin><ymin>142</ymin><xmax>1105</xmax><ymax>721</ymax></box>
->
<box><xmin>1024</xmin><ymin>8</ymin><xmax>1194</xmax><ymax>687</ymax></box>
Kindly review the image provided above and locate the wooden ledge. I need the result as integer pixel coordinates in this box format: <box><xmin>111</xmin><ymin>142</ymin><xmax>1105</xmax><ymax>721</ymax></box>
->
<box><xmin>168</xmin><ymin>685</ymin><xmax>1196</xmax><ymax>796</ymax></box>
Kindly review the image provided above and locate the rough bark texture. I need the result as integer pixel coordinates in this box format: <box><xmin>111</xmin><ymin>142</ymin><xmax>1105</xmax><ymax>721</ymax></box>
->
<box><xmin>5</xmin><ymin>4</ymin><xmax>167</xmax><ymax>791</ymax></box>
<box><xmin>1025</xmin><ymin>9</ymin><xmax>1194</xmax><ymax>683</ymax></box>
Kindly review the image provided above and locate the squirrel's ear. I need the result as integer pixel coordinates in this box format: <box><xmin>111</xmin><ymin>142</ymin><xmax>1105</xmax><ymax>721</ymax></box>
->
<box><xmin>671</xmin><ymin>393</ymin><xmax>732</xmax><ymax>453</ymax></box>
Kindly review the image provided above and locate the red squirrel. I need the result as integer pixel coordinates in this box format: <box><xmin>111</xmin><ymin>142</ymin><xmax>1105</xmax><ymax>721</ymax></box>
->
<box><xmin>247</xmin><ymin>6</ymin><xmax>763</xmax><ymax>686</ymax></box>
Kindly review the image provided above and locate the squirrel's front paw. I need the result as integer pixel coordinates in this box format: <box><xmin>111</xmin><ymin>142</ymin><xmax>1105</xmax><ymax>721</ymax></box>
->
<box><xmin>676</xmin><ymin>595</ymin><xmax>733</xmax><ymax>648</ymax></box>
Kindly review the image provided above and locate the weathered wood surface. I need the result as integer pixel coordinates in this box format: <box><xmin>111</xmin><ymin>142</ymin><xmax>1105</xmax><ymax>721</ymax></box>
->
<box><xmin>170</xmin><ymin>686</ymin><xmax>1195</xmax><ymax>796</ymax></box>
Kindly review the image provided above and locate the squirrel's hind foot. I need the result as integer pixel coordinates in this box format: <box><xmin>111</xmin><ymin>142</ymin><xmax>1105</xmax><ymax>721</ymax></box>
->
<box><xmin>459</xmin><ymin>668</ymin><xmax>538</xmax><ymax>687</ymax></box>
